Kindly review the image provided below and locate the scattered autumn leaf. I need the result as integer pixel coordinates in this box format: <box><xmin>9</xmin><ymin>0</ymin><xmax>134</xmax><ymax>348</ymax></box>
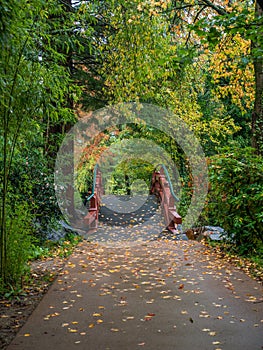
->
<box><xmin>110</xmin><ymin>328</ymin><xmax>119</xmax><ymax>332</ymax></box>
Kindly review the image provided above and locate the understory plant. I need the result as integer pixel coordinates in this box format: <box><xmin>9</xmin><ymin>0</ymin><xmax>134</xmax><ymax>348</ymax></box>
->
<box><xmin>207</xmin><ymin>146</ymin><xmax>263</xmax><ymax>255</ymax></box>
<box><xmin>0</xmin><ymin>202</ymin><xmax>34</xmax><ymax>294</ymax></box>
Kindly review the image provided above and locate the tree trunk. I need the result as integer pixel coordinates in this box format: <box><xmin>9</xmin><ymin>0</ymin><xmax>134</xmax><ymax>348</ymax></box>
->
<box><xmin>252</xmin><ymin>2</ymin><xmax>263</xmax><ymax>155</ymax></box>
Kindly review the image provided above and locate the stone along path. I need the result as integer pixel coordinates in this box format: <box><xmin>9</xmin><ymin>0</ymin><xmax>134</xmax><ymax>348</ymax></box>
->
<box><xmin>7</xmin><ymin>239</ymin><xmax>263</xmax><ymax>350</ymax></box>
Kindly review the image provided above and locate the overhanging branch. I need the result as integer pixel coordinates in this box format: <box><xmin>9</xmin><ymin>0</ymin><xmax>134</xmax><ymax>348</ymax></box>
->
<box><xmin>200</xmin><ymin>0</ymin><xmax>228</xmax><ymax>15</ymax></box>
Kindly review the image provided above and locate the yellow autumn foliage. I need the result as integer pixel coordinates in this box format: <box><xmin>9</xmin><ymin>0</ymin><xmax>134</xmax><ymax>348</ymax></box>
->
<box><xmin>99</xmin><ymin>0</ymin><xmax>240</xmax><ymax>145</ymax></box>
<box><xmin>210</xmin><ymin>34</ymin><xmax>254</xmax><ymax>112</ymax></box>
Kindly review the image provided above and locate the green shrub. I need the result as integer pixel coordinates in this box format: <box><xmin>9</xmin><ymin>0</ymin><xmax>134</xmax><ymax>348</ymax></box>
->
<box><xmin>0</xmin><ymin>203</ymin><xmax>35</xmax><ymax>293</ymax></box>
<box><xmin>8</xmin><ymin>145</ymin><xmax>61</xmax><ymax>240</ymax></box>
<box><xmin>207</xmin><ymin>147</ymin><xmax>263</xmax><ymax>254</ymax></box>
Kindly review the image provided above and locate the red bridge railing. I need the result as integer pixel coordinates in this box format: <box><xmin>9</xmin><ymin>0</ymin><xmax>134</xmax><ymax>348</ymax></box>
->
<box><xmin>84</xmin><ymin>163</ymin><xmax>182</xmax><ymax>234</ymax></box>
<box><xmin>150</xmin><ymin>164</ymin><xmax>182</xmax><ymax>233</ymax></box>
<box><xmin>84</xmin><ymin>165</ymin><xmax>103</xmax><ymax>232</ymax></box>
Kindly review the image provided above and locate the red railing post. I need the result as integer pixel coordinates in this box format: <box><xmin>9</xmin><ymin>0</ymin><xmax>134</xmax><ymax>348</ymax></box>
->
<box><xmin>150</xmin><ymin>166</ymin><xmax>182</xmax><ymax>234</ymax></box>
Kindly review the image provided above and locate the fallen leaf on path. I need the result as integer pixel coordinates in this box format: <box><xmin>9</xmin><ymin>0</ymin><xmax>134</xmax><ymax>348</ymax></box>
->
<box><xmin>144</xmin><ymin>315</ymin><xmax>153</xmax><ymax>321</ymax></box>
<box><xmin>110</xmin><ymin>328</ymin><xmax>119</xmax><ymax>332</ymax></box>
<box><xmin>209</xmin><ymin>331</ymin><xmax>216</xmax><ymax>336</ymax></box>
<box><xmin>181</xmin><ymin>310</ymin><xmax>188</xmax><ymax>315</ymax></box>
<box><xmin>68</xmin><ymin>328</ymin><xmax>78</xmax><ymax>333</ymax></box>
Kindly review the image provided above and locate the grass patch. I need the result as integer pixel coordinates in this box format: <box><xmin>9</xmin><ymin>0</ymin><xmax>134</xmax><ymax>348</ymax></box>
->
<box><xmin>29</xmin><ymin>233</ymin><xmax>82</xmax><ymax>260</ymax></box>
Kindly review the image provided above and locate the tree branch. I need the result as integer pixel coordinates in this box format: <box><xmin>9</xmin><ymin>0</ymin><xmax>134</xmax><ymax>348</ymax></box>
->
<box><xmin>200</xmin><ymin>0</ymin><xmax>229</xmax><ymax>15</ymax></box>
<box><xmin>185</xmin><ymin>5</ymin><xmax>207</xmax><ymax>45</ymax></box>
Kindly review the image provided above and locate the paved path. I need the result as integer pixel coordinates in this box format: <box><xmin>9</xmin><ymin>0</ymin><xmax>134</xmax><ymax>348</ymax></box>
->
<box><xmin>7</xmin><ymin>240</ymin><xmax>262</xmax><ymax>350</ymax></box>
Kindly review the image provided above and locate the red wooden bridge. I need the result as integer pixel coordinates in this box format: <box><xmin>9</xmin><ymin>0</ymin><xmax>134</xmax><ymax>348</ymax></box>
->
<box><xmin>84</xmin><ymin>164</ymin><xmax>182</xmax><ymax>234</ymax></box>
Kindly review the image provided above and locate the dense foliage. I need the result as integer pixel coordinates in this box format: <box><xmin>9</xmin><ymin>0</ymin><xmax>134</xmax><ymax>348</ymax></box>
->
<box><xmin>207</xmin><ymin>147</ymin><xmax>263</xmax><ymax>254</ymax></box>
<box><xmin>0</xmin><ymin>0</ymin><xmax>262</xmax><ymax>293</ymax></box>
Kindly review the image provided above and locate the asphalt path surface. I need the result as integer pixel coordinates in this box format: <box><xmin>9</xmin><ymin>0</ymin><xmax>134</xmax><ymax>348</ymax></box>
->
<box><xmin>7</xmin><ymin>239</ymin><xmax>263</xmax><ymax>350</ymax></box>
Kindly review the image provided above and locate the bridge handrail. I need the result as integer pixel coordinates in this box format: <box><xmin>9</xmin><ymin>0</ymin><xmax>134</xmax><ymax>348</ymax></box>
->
<box><xmin>86</xmin><ymin>164</ymin><xmax>99</xmax><ymax>202</ymax></box>
<box><xmin>154</xmin><ymin>164</ymin><xmax>180</xmax><ymax>202</ymax></box>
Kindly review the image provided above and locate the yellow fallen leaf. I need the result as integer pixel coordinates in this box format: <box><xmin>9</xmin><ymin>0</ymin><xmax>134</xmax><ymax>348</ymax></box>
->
<box><xmin>144</xmin><ymin>315</ymin><xmax>152</xmax><ymax>320</ymax></box>
<box><xmin>93</xmin><ymin>313</ymin><xmax>102</xmax><ymax>317</ymax></box>
<box><xmin>181</xmin><ymin>310</ymin><xmax>188</xmax><ymax>314</ymax></box>
<box><xmin>68</xmin><ymin>328</ymin><xmax>78</xmax><ymax>333</ymax></box>
<box><xmin>24</xmin><ymin>333</ymin><xmax>31</xmax><ymax>337</ymax></box>
<box><xmin>89</xmin><ymin>323</ymin><xmax>95</xmax><ymax>328</ymax></box>
<box><xmin>111</xmin><ymin>328</ymin><xmax>119</xmax><ymax>332</ymax></box>
<box><xmin>97</xmin><ymin>319</ymin><xmax>103</xmax><ymax>324</ymax></box>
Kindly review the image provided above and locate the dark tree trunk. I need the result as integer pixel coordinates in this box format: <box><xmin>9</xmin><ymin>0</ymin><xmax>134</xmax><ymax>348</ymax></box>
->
<box><xmin>251</xmin><ymin>1</ymin><xmax>263</xmax><ymax>155</ymax></box>
<box><xmin>125</xmin><ymin>174</ymin><xmax>131</xmax><ymax>195</ymax></box>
